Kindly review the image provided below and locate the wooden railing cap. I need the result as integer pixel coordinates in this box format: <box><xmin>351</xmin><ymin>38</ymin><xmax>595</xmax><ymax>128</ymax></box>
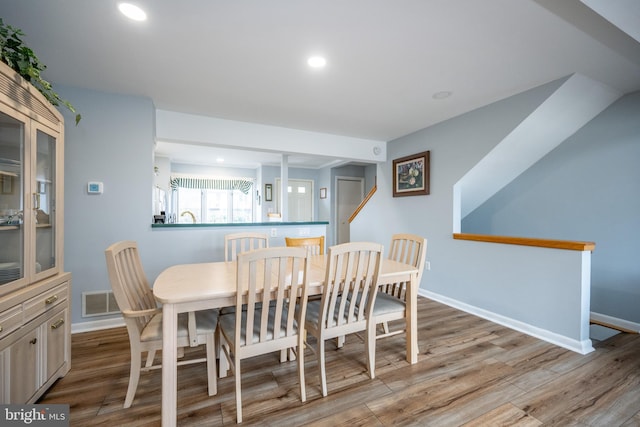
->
<box><xmin>453</xmin><ymin>233</ymin><xmax>595</xmax><ymax>251</ymax></box>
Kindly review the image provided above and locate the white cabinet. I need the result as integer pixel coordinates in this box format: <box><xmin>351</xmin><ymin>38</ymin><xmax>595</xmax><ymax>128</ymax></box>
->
<box><xmin>0</xmin><ymin>60</ymin><xmax>70</xmax><ymax>403</ymax></box>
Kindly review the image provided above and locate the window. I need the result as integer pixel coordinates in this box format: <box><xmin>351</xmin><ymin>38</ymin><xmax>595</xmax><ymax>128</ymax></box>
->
<box><xmin>176</xmin><ymin>188</ymin><xmax>253</xmax><ymax>223</ymax></box>
<box><xmin>170</xmin><ymin>175</ymin><xmax>254</xmax><ymax>224</ymax></box>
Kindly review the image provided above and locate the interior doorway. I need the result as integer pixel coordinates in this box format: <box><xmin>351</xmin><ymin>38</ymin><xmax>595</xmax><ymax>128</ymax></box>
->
<box><xmin>335</xmin><ymin>176</ymin><xmax>364</xmax><ymax>244</ymax></box>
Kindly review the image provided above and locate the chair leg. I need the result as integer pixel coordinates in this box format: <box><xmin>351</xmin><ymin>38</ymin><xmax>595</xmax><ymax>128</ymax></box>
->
<box><xmin>298</xmin><ymin>335</ymin><xmax>306</xmax><ymax>402</ymax></box>
<box><xmin>336</xmin><ymin>335</ymin><xmax>345</xmax><ymax>348</ymax></box>
<box><xmin>382</xmin><ymin>321</ymin><xmax>390</xmax><ymax>335</ymax></box>
<box><xmin>366</xmin><ymin>322</ymin><xmax>376</xmax><ymax>379</ymax></box>
<box><xmin>205</xmin><ymin>332</ymin><xmax>217</xmax><ymax>396</ymax></box>
<box><xmin>219</xmin><ymin>330</ymin><xmax>229</xmax><ymax>378</ymax></box>
<box><xmin>145</xmin><ymin>350</ymin><xmax>155</xmax><ymax>368</ymax></box>
<box><xmin>318</xmin><ymin>338</ymin><xmax>327</xmax><ymax>397</ymax></box>
<box><xmin>235</xmin><ymin>354</ymin><xmax>243</xmax><ymax>424</ymax></box>
<box><xmin>124</xmin><ymin>349</ymin><xmax>141</xmax><ymax>408</ymax></box>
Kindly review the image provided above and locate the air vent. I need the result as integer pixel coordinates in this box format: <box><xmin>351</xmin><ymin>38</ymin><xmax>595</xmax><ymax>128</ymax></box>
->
<box><xmin>82</xmin><ymin>291</ymin><xmax>120</xmax><ymax>317</ymax></box>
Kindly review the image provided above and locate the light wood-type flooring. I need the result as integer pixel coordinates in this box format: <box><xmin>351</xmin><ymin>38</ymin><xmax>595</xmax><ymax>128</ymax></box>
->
<box><xmin>38</xmin><ymin>297</ymin><xmax>640</xmax><ymax>426</ymax></box>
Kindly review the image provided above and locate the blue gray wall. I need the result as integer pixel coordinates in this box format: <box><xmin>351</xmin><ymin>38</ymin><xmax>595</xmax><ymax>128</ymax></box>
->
<box><xmin>463</xmin><ymin>91</ymin><xmax>640</xmax><ymax>323</ymax></box>
<box><xmin>58</xmin><ymin>86</ymin><xmax>155</xmax><ymax>325</ymax></box>
<box><xmin>351</xmin><ymin>80</ymin><xmax>599</xmax><ymax>350</ymax></box>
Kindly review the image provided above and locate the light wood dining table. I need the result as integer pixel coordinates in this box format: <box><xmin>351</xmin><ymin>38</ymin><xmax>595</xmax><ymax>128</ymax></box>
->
<box><xmin>153</xmin><ymin>254</ymin><xmax>420</xmax><ymax>426</ymax></box>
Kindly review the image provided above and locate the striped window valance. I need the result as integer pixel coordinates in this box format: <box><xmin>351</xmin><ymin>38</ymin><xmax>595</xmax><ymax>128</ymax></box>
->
<box><xmin>169</xmin><ymin>175</ymin><xmax>254</xmax><ymax>194</ymax></box>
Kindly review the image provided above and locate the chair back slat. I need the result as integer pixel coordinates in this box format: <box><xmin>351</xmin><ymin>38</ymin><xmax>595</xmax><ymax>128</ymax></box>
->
<box><xmin>235</xmin><ymin>247</ymin><xmax>309</xmax><ymax>348</ymax></box>
<box><xmin>225</xmin><ymin>232</ymin><xmax>269</xmax><ymax>261</ymax></box>
<box><xmin>105</xmin><ymin>241</ymin><xmax>157</xmax><ymax>334</ymax></box>
<box><xmin>320</xmin><ymin>242</ymin><xmax>383</xmax><ymax>330</ymax></box>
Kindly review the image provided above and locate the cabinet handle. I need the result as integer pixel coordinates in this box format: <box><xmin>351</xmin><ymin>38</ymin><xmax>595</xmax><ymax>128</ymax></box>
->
<box><xmin>33</xmin><ymin>193</ymin><xmax>41</xmax><ymax>210</ymax></box>
<box><xmin>30</xmin><ymin>337</ymin><xmax>37</xmax><ymax>345</ymax></box>
<box><xmin>45</xmin><ymin>295</ymin><xmax>58</xmax><ymax>305</ymax></box>
<box><xmin>51</xmin><ymin>319</ymin><xmax>65</xmax><ymax>330</ymax></box>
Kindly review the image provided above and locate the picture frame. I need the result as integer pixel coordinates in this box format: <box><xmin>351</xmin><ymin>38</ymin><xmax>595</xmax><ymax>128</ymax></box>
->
<box><xmin>392</xmin><ymin>150</ymin><xmax>430</xmax><ymax>197</ymax></box>
<box><xmin>320</xmin><ymin>187</ymin><xmax>327</xmax><ymax>199</ymax></box>
<box><xmin>264</xmin><ymin>183</ymin><xmax>273</xmax><ymax>201</ymax></box>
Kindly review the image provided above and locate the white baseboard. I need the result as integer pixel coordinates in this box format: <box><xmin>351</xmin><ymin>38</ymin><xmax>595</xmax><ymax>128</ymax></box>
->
<box><xmin>590</xmin><ymin>311</ymin><xmax>640</xmax><ymax>333</ymax></box>
<box><xmin>419</xmin><ymin>289</ymin><xmax>594</xmax><ymax>355</ymax></box>
<box><xmin>71</xmin><ymin>317</ymin><xmax>125</xmax><ymax>334</ymax></box>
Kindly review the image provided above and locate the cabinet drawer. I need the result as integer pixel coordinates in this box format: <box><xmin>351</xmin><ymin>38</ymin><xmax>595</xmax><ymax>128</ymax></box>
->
<box><xmin>0</xmin><ymin>304</ymin><xmax>22</xmax><ymax>340</ymax></box>
<box><xmin>23</xmin><ymin>282</ymin><xmax>68</xmax><ymax>324</ymax></box>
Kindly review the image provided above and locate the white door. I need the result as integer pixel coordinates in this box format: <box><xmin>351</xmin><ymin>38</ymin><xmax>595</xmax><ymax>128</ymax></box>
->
<box><xmin>336</xmin><ymin>177</ymin><xmax>364</xmax><ymax>244</ymax></box>
<box><xmin>275</xmin><ymin>179</ymin><xmax>314</xmax><ymax>221</ymax></box>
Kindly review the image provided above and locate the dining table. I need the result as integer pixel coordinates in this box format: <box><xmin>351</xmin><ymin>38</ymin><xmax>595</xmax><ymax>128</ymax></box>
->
<box><xmin>153</xmin><ymin>253</ymin><xmax>420</xmax><ymax>426</ymax></box>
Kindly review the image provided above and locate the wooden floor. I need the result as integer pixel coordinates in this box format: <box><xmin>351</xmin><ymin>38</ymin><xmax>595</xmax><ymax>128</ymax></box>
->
<box><xmin>38</xmin><ymin>297</ymin><xmax>640</xmax><ymax>426</ymax></box>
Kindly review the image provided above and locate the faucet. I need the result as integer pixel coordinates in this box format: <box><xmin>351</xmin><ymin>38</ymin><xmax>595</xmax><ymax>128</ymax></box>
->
<box><xmin>180</xmin><ymin>210</ymin><xmax>196</xmax><ymax>223</ymax></box>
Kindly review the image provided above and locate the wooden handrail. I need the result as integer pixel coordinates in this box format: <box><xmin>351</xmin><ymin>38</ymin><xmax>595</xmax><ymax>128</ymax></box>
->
<box><xmin>349</xmin><ymin>185</ymin><xmax>377</xmax><ymax>223</ymax></box>
<box><xmin>453</xmin><ymin>233</ymin><xmax>595</xmax><ymax>251</ymax></box>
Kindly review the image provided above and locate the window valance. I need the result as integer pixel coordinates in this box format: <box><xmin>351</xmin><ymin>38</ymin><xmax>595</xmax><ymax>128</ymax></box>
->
<box><xmin>169</xmin><ymin>175</ymin><xmax>254</xmax><ymax>195</ymax></box>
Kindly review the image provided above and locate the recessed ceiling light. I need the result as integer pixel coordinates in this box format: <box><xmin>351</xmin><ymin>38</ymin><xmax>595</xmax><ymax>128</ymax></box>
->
<box><xmin>307</xmin><ymin>56</ymin><xmax>327</xmax><ymax>68</ymax></box>
<box><xmin>432</xmin><ymin>91</ymin><xmax>452</xmax><ymax>100</ymax></box>
<box><xmin>216</xmin><ymin>157</ymin><xmax>224</xmax><ymax>163</ymax></box>
<box><xmin>118</xmin><ymin>3</ymin><xmax>147</xmax><ymax>21</ymax></box>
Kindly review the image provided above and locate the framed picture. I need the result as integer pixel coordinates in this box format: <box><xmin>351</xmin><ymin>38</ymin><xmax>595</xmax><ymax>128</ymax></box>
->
<box><xmin>392</xmin><ymin>150</ymin><xmax>430</xmax><ymax>197</ymax></box>
<box><xmin>320</xmin><ymin>187</ymin><xmax>327</xmax><ymax>199</ymax></box>
<box><xmin>264</xmin><ymin>183</ymin><xmax>273</xmax><ymax>201</ymax></box>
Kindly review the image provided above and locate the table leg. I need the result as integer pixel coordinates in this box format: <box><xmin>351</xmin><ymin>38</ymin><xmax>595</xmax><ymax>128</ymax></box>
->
<box><xmin>406</xmin><ymin>272</ymin><xmax>419</xmax><ymax>364</ymax></box>
<box><xmin>162</xmin><ymin>303</ymin><xmax>178</xmax><ymax>426</ymax></box>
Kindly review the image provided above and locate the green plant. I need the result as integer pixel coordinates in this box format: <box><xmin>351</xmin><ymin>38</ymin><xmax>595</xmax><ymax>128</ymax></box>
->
<box><xmin>0</xmin><ymin>18</ymin><xmax>80</xmax><ymax>125</ymax></box>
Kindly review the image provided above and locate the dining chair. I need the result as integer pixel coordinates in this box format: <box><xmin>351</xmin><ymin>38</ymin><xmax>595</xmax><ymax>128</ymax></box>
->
<box><xmin>221</xmin><ymin>231</ymin><xmax>271</xmax><ymax>316</ymax></box>
<box><xmin>218</xmin><ymin>246</ymin><xmax>310</xmax><ymax>423</ymax></box>
<box><xmin>285</xmin><ymin>235</ymin><xmax>325</xmax><ymax>353</ymax></box>
<box><xmin>285</xmin><ymin>235</ymin><xmax>325</xmax><ymax>255</ymax></box>
<box><xmin>305</xmin><ymin>241</ymin><xmax>383</xmax><ymax>397</ymax></box>
<box><xmin>224</xmin><ymin>232</ymin><xmax>269</xmax><ymax>261</ymax></box>
<box><xmin>373</xmin><ymin>233</ymin><xmax>427</xmax><ymax>340</ymax></box>
<box><xmin>105</xmin><ymin>240</ymin><xmax>218</xmax><ymax>408</ymax></box>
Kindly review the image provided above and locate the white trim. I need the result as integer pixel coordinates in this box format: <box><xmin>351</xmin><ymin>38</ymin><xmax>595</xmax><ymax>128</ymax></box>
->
<box><xmin>419</xmin><ymin>289</ymin><xmax>594</xmax><ymax>355</ymax></box>
<box><xmin>71</xmin><ymin>317</ymin><xmax>125</xmax><ymax>334</ymax></box>
<box><xmin>590</xmin><ymin>311</ymin><xmax>640</xmax><ymax>333</ymax></box>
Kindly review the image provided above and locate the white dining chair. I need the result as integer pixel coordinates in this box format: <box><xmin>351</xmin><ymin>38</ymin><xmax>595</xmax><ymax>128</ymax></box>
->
<box><xmin>218</xmin><ymin>246</ymin><xmax>310</xmax><ymax>423</ymax></box>
<box><xmin>304</xmin><ymin>241</ymin><xmax>383</xmax><ymax>397</ymax></box>
<box><xmin>224</xmin><ymin>232</ymin><xmax>269</xmax><ymax>261</ymax></box>
<box><xmin>105</xmin><ymin>240</ymin><xmax>218</xmax><ymax>408</ymax></box>
<box><xmin>373</xmin><ymin>234</ymin><xmax>427</xmax><ymax>340</ymax></box>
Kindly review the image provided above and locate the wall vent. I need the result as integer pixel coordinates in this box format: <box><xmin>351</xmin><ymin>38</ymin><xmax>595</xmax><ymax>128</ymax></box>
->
<box><xmin>82</xmin><ymin>291</ymin><xmax>120</xmax><ymax>317</ymax></box>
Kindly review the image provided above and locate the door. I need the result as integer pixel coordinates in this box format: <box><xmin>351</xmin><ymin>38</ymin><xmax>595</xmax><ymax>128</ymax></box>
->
<box><xmin>336</xmin><ymin>177</ymin><xmax>363</xmax><ymax>244</ymax></box>
<box><xmin>10</xmin><ymin>329</ymin><xmax>39</xmax><ymax>403</ymax></box>
<box><xmin>33</xmin><ymin>125</ymin><xmax>59</xmax><ymax>280</ymax></box>
<box><xmin>275</xmin><ymin>179</ymin><xmax>313</xmax><ymax>221</ymax></box>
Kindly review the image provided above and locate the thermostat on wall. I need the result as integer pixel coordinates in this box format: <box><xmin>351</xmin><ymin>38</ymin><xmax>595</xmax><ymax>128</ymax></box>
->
<box><xmin>87</xmin><ymin>181</ymin><xmax>104</xmax><ymax>194</ymax></box>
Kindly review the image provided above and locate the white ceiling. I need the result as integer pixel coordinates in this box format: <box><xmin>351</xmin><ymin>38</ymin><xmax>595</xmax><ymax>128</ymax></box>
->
<box><xmin>1</xmin><ymin>0</ymin><xmax>639</xmax><ymax>168</ymax></box>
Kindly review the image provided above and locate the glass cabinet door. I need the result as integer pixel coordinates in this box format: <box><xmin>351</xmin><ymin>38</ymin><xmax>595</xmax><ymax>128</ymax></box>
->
<box><xmin>0</xmin><ymin>110</ymin><xmax>25</xmax><ymax>286</ymax></box>
<box><xmin>34</xmin><ymin>128</ymin><xmax>57</xmax><ymax>277</ymax></box>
